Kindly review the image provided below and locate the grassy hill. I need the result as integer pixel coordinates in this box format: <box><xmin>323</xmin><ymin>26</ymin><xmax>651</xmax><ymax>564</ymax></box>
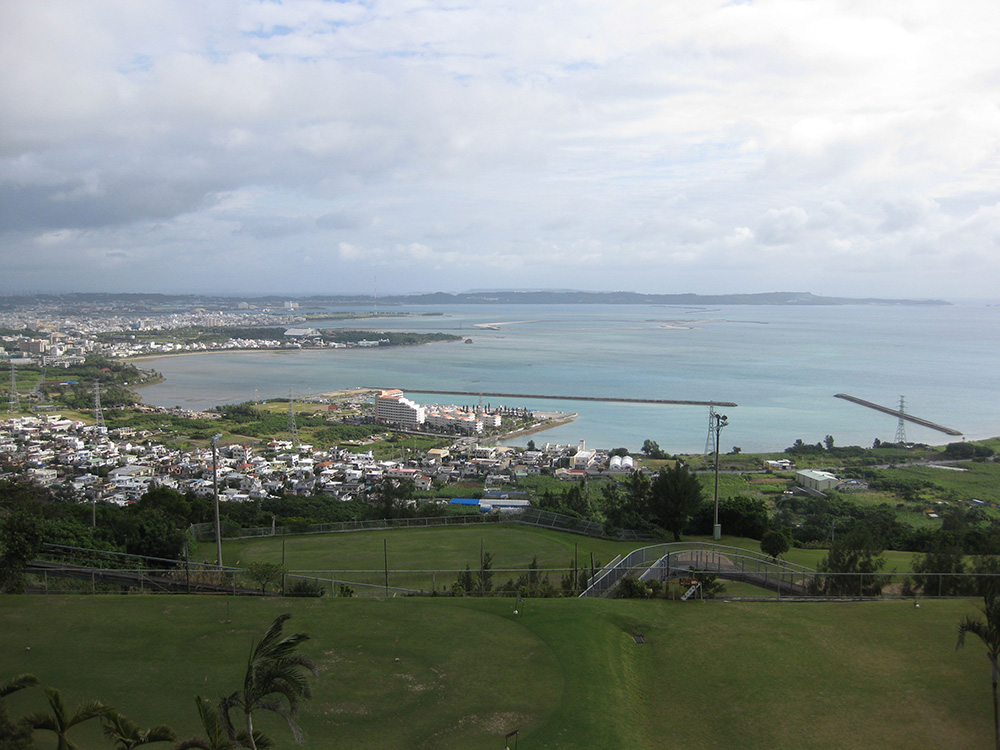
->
<box><xmin>0</xmin><ymin>595</ymin><xmax>992</xmax><ymax>749</ymax></box>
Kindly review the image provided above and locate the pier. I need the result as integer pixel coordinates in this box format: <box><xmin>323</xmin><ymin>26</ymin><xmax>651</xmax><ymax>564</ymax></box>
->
<box><xmin>377</xmin><ymin>388</ymin><xmax>737</xmax><ymax>408</ymax></box>
<box><xmin>834</xmin><ymin>394</ymin><xmax>962</xmax><ymax>436</ymax></box>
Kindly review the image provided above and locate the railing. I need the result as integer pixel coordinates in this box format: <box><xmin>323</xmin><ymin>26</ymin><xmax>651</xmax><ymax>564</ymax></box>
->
<box><xmin>579</xmin><ymin>542</ymin><xmax>815</xmax><ymax>598</ymax></box>
<box><xmin>189</xmin><ymin>514</ymin><xmax>497</xmax><ymax>541</ymax></box>
<box><xmin>24</xmin><ymin>543</ymin><xmax>1000</xmax><ymax>600</ymax></box>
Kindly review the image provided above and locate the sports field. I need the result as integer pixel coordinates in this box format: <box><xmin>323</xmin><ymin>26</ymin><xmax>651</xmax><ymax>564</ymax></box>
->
<box><xmin>0</xmin><ymin>594</ymin><xmax>991</xmax><ymax>749</ymax></box>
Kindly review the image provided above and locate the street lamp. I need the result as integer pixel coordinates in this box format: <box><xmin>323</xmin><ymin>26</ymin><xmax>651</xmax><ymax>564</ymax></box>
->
<box><xmin>712</xmin><ymin>413</ymin><xmax>728</xmax><ymax>541</ymax></box>
<box><xmin>211</xmin><ymin>433</ymin><xmax>223</xmax><ymax>567</ymax></box>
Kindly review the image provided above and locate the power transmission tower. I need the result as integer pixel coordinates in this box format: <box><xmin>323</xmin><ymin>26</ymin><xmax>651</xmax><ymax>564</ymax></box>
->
<box><xmin>287</xmin><ymin>389</ymin><xmax>299</xmax><ymax>446</ymax></box>
<box><xmin>894</xmin><ymin>395</ymin><xmax>906</xmax><ymax>445</ymax></box>
<box><xmin>93</xmin><ymin>379</ymin><xmax>106</xmax><ymax>433</ymax></box>
<box><xmin>8</xmin><ymin>362</ymin><xmax>20</xmax><ymax>412</ymax></box>
<box><xmin>704</xmin><ymin>406</ymin><xmax>716</xmax><ymax>455</ymax></box>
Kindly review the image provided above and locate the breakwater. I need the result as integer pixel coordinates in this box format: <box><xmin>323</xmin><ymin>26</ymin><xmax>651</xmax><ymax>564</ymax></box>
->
<box><xmin>380</xmin><ymin>388</ymin><xmax>738</xmax><ymax>408</ymax></box>
<box><xmin>834</xmin><ymin>394</ymin><xmax>962</xmax><ymax>436</ymax></box>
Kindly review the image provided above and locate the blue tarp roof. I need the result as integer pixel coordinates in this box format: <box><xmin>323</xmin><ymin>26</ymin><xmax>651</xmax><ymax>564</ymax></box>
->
<box><xmin>449</xmin><ymin>498</ymin><xmax>480</xmax><ymax>505</ymax></box>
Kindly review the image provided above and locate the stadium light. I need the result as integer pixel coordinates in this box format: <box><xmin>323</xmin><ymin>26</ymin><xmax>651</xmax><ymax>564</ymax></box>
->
<box><xmin>712</xmin><ymin>413</ymin><xmax>728</xmax><ymax>541</ymax></box>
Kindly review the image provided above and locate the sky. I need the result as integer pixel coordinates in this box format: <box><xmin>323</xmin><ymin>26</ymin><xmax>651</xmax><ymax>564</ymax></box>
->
<box><xmin>2</xmin><ymin>1</ymin><xmax>1000</xmax><ymax>300</ymax></box>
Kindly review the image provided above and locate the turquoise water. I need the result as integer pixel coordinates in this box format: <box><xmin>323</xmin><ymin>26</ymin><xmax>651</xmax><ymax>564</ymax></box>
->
<box><xmin>136</xmin><ymin>303</ymin><xmax>1000</xmax><ymax>453</ymax></box>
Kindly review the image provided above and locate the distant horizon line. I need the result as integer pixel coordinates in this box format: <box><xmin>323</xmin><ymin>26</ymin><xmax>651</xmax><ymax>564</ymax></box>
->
<box><xmin>0</xmin><ymin>289</ymin><xmax>964</xmax><ymax>306</ymax></box>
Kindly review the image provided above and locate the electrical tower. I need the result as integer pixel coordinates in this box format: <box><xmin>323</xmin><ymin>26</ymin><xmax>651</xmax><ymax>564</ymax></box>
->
<box><xmin>93</xmin><ymin>379</ymin><xmax>106</xmax><ymax>433</ymax></box>
<box><xmin>287</xmin><ymin>389</ymin><xmax>299</xmax><ymax>446</ymax></box>
<box><xmin>8</xmin><ymin>362</ymin><xmax>20</xmax><ymax>412</ymax></box>
<box><xmin>894</xmin><ymin>395</ymin><xmax>906</xmax><ymax>444</ymax></box>
<box><xmin>704</xmin><ymin>406</ymin><xmax>716</xmax><ymax>454</ymax></box>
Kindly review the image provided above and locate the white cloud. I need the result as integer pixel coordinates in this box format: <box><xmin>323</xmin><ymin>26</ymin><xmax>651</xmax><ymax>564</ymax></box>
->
<box><xmin>1</xmin><ymin>1</ymin><xmax>1000</xmax><ymax>298</ymax></box>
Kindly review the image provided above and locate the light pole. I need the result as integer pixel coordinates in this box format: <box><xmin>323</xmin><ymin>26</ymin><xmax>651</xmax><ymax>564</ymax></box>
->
<box><xmin>211</xmin><ymin>433</ymin><xmax>223</xmax><ymax>567</ymax></box>
<box><xmin>712</xmin><ymin>413</ymin><xmax>728</xmax><ymax>541</ymax></box>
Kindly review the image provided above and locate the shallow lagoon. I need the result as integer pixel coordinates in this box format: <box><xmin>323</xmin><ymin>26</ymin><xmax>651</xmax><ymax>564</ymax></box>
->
<box><xmin>136</xmin><ymin>302</ymin><xmax>1000</xmax><ymax>453</ymax></box>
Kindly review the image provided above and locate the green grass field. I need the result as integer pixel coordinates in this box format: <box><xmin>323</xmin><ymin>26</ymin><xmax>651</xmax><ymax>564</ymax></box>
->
<box><xmin>214</xmin><ymin>525</ymin><xmax>924</xmax><ymax>593</ymax></box>
<box><xmin>0</xmin><ymin>595</ymin><xmax>993</xmax><ymax>749</ymax></box>
<box><xmin>215</xmin><ymin>525</ymin><xmax>642</xmax><ymax>594</ymax></box>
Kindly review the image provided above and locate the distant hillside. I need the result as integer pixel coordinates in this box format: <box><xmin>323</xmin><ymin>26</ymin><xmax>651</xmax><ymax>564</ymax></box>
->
<box><xmin>1</xmin><ymin>290</ymin><xmax>950</xmax><ymax>310</ymax></box>
<box><xmin>343</xmin><ymin>290</ymin><xmax>950</xmax><ymax>306</ymax></box>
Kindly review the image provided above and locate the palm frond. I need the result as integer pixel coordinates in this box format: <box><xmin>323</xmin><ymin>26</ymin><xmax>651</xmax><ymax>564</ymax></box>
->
<box><xmin>0</xmin><ymin>674</ymin><xmax>39</xmax><ymax>699</ymax></box>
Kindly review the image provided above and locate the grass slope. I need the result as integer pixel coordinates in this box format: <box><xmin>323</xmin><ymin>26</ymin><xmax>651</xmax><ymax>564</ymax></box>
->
<box><xmin>0</xmin><ymin>596</ymin><xmax>993</xmax><ymax>749</ymax></box>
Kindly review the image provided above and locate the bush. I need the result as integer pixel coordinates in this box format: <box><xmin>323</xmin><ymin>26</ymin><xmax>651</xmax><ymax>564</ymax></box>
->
<box><xmin>285</xmin><ymin>578</ymin><xmax>326</xmax><ymax>597</ymax></box>
<box><xmin>616</xmin><ymin>575</ymin><xmax>658</xmax><ymax>598</ymax></box>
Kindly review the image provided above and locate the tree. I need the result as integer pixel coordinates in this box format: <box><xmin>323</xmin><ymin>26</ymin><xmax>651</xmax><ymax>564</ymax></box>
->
<box><xmin>477</xmin><ymin>551</ymin><xmax>494</xmax><ymax>594</ymax></box>
<box><xmin>526</xmin><ymin>440</ymin><xmax>536</xmax><ymax>451</ymax></box>
<box><xmin>0</xmin><ymin>674</ymin><xmax>39</xmax><ymax>750</ymax></box>
<box><xmin>912</xmin><ymin>543</ymin><xmax>969</xmax><ymax>597</ymax></box>
<box><xmin>956</xmin><ymin>594</ymin><xmax>1000</xmax><ymax>750</ymax></box>
<box><xmin>101</xmin><ymin>710</ymin><xmax>176</xmax><ymax>750</ymax></box>
<box><xmin>641</xmin><ymin>440</ymin><xmax>667</xmax><ymax>460</ymax></box>
<box><xmin>760</xmin><ymin>529</ymin><xmax>791</xmax><ymax>560</ymax></box>
<box><xmin>816</xmin><ymin>526</ymin><xmax>888</xmax><ymax>597</ymax></box>
<box><xmin>218</xmin><ymin>614</ymin><xmax>319</xmax><ymax>750</ymax></box>
<box><xmin>177</xmin><ymin>697</ymin><xmax>270</xmax><ymax>750</ymax></box>
<box><xmin>22</xmin><ymin>687</ymin><xmax>110</xmax><ymax>750</ymax></box>
<box><xmin>0</xmin><ymin>510</ymin><xmax>44</xmax><ymax>594</ymax></box>
<box><xmin>244</xmin><ymin>562</ymin><xmax>286</xmax><ymax>595</ymax></box>
<box><xmin>600</xmin><ymin>471</ymin><xmax>651</xmax><ymax>532</ymax></box>
<box><xmin>648</xmin><ymin>464</ymin><xmax>704</xmax><ymax>541</ymax></box>
<box><xmin>824</xmin><ymin>434</ymin><xmax>835</xmax><ymax>450</ymax></box>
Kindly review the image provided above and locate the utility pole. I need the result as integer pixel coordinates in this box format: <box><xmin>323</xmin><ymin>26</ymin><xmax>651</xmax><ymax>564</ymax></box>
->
<box><xmin>712</xmin><ymin>412</ymin><xmax>728</xmax><ymax>541</ymax></box>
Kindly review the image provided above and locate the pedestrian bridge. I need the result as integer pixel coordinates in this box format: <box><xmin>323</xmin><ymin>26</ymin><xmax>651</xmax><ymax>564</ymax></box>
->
<box><xmin>579</xmin><ymin>542</ymin><xmax>816</xmax><ymax>598</ymax></box>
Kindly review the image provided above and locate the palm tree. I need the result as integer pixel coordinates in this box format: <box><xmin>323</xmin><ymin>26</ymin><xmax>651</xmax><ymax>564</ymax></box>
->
<box><xmin>101</xmin><ymin>709</ymin><xmax>176</xmax><ymax>750</ymax></box>
<box><xmin>175</xmin><ymin>697</ymin><xmax>271</xmax><ymax>750</ymax></box>
<box><xmin>956</xmin><ymin>593</ymin><xmax>1000</xmax><ymax>750</ymax></box>
<box><xmin>218</xmin><ymin>614</ymin><xmax>318</xmax><ymax>750</ymax></box>
<box><xmin>22</xmin><ymin>686</ymin><xmax>110</xmax><ymax>750</ymax></box>
<box><xmin>0</xmin><ymin>674</ymin><xmax>39</xmax><ymax>701</ymax></box>
<box><xmin>1</xmin><ymin>674</ymin><xmax>39</xmax><ymax>748</ymax></box>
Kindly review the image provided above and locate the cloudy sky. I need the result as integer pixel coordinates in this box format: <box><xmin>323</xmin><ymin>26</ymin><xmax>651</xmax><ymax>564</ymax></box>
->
<box><xmin>2</xmin><ymin>1</ymin><xmax>999</xmax><ymax>299</ymax></box>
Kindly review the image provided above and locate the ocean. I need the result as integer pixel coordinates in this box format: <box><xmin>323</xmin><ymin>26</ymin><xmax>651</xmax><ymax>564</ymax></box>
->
<box><xmin>135</xmin><ymin>302</ymin><xmax>1000</xmax><ymax>454</ymax></box>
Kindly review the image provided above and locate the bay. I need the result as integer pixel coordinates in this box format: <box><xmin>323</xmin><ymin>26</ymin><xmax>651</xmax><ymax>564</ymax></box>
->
<box><xmin>135</xmin><ymin>302</ymin><xmax>1000</xmax><ymax>454</ymax></box>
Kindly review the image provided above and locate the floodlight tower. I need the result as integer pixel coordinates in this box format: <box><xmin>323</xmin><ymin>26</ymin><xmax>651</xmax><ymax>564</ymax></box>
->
<box><xmin>894</xmin><ymin>396</ymin><xmax>907</xmax><ymax>445</ymax></box>
<box><xmin>712</xmin><ymin>412</ymin><xmax>728</xmax><ymax>541</ymax></box>
<box><xmin>704</xmin><ymin>406</ymin><xmax>716</xmax><ymax>455</ymax></box>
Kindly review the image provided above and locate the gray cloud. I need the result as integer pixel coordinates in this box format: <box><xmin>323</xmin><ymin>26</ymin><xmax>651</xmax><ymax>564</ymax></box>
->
<box><xmin>1</xmin><ymin>1</ymin><xmax>999</xmax><ymax>298</ymax></box>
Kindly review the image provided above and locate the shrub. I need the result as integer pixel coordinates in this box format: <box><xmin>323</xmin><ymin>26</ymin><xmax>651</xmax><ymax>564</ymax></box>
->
<box><xmin>285</xmin><ymin>578</ymin><xmax>326</xmax><ymax>597</ymax></box>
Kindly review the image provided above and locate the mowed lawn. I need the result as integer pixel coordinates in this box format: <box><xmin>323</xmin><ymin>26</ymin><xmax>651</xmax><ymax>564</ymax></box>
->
<box><xmin>0</xmin><ymin>595</ymin><xmax>993</xmax><ymax>749</ymax></box>
<box><xmin>213</xmin><ymin>525</ymin><xmax>925</xmax><ymax>593</ymax></box>
<box><xmin>217</xmin><ymin>525</ymin><xmax>643</xmax><ymax>592</ymax></box>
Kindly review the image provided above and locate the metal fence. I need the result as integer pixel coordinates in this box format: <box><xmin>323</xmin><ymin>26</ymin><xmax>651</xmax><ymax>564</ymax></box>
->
<box><xmin>190</xmin><ymin>507</ymin><xmax>655</xmax><ymax>543</ymax></box>
<box><xmin>188</xmin><ymin>514</ymin><xmax>499</xmax><ymax>542</ymax></box>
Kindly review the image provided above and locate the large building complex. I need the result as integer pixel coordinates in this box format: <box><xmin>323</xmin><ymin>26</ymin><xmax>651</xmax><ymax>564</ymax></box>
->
<box><xmin>375</xmin><ymin>389</ymin><xmax>502</xmax><ymax>435</ymax></box>
<box><xmin>375</xmin><ymin>389</ymin><xmax>426</xmax><ymax>429</ymax></box>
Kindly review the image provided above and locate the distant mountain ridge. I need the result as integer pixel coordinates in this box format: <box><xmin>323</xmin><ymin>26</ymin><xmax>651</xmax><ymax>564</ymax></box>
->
<box><xmin>365</xmin><ymin>290</ymin><xmax>950</xmax><ymax>306</ymax></box>
<box><xmin>0</xmin><ymin>290</ymin><xmax>950</xmax><ymax>309</ymax></box>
